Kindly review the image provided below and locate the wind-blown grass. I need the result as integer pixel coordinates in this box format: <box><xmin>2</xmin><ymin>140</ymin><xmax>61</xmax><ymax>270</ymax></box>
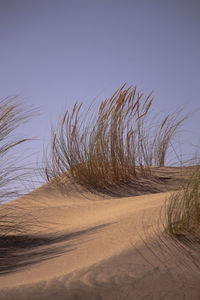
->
<box><xmin>166</xmin><ymin>165</ymin><xmax>200</xmax><ymax>241</ymax></box>
<box><xmin>0</xmin><ymin>96</ymin><xmax>35</xmax><ymax>235</ymax></box>
<box><xmin>44</xmin><ymin>84</ymin><xmax>186</xmax><ymax>193</ymax></box>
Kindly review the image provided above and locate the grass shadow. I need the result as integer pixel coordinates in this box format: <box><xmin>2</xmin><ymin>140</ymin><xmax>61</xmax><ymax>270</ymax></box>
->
<box><xmin>0</xmin><ymin>223</ymin><xmax>112</xmax><ymax>275</ymax></box>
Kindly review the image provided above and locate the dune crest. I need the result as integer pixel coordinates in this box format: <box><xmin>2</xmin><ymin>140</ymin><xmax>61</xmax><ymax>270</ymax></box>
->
<box><xmin>0</xmin><ymin>169</ymin><xmax>200</xmax><ymax>299</ymax></box>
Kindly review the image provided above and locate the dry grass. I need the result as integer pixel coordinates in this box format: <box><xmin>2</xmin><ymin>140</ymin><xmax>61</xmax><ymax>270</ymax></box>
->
<box><xmin>44</xmin><ymin>84</ymin><xmax>186</xmax><ymax>193</ymax></box>
<box><xmin>166</xmin><ymin>165</ymin><xmax>200</xmax><ymax>242</ymax></box>
<box><xmin>0</xmin><ymin>96</ymin><xmax>35</xmax><ymax>235</ymax></box>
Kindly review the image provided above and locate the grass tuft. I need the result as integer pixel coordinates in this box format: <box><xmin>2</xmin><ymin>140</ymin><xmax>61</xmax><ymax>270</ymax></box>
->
<box><xmin>0</xmin><ymin>96</ymin><xmax>35</xmax><ymax>235</ymax></box>
<box><xmin>166</xmin><ymin>165</ymin><xmax>200</xmax><ymax>241</ymax></box>
<box><xmin>45</xmin><ymin>84</ymin><xmax>186</xmax><ymax>193</ymax></box>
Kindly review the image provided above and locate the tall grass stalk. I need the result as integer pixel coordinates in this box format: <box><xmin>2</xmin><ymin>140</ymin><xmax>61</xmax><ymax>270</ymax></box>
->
<box><xmin>166</xmin><ymin>165</ymin><xmax>200</xmax><ymax>238</ymax></box>
<box><xmin>0</xmin><ymin>96</ymin><xmax>35</xmax><ymax>235</ymax></box>
<box><xmin>45</xmin><ymin>84</ymin><xmax>186</xmax><ymax>192</ymax></box>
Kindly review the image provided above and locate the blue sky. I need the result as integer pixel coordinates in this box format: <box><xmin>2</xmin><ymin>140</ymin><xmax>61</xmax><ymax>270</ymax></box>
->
<box><xmin>0</xmin><ymin>0</ymin><xmax>200</xmax><ymax>186</ymax></box>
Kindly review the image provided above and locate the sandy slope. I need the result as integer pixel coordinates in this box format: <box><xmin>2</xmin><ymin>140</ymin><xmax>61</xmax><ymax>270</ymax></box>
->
<box><xmin>0</xmin><ymin>175</ymin><xmax>200</xmax><ymax>299</ymax></box>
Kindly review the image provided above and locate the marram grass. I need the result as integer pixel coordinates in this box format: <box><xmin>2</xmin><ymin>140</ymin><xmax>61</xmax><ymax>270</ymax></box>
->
<box><xmin>166</xmin><ymin>165</ymin><xmax>200</xmax><ymax>240</ymax></box>
<box><xmin>45</xmin><ymin>84</ymin><xmax>186</xmax><ymax>192</ymax></box>
<box><xmin>0</xmin><ymin>96</ymin><xmax>34</xmax><ymax>235</ymax></box>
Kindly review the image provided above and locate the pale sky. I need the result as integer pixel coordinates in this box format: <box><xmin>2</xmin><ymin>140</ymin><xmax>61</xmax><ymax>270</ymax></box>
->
<box><xmin>0</xmin><ymin>0</ymin><xmax>200</xmax><ymax>187</ymax></box>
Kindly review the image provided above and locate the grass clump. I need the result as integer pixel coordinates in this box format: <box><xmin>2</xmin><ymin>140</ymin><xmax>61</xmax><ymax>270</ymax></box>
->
<box><xmin>45</xmin><ymin>84</ymin><xmax>186</xmax><ymax>192</ymax></box>
<box><xmin>166</xmin><ymin>165</ymin><xmax>200</xmax><ymax>241</ymax></box>
<box><xmin>0</xmin><ymin>96</ymin><xmax>34</xmax><ymax>235</ymax></box>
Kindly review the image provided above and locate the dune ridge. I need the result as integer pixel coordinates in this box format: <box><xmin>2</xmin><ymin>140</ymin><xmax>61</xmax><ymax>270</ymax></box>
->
<box><xmin>0</xmin><ymin>168</ymin><xmax>200</xmax><ymax>299</ymax></box>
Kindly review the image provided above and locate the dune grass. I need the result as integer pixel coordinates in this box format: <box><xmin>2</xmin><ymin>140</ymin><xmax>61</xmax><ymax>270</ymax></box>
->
<box><xmin>166</xmin><ymin>165</ymin><xmax>200</xmax><ymax>242</ymax></box>
<box><xmin>44</xmin><ymin>84</ymin><xmax>186</xmax><ymax>192</ymax></box>
<box><xmin>0</xmin><ymin>96</ymin><xmax>34</xmax><ymax>235</ymax></box>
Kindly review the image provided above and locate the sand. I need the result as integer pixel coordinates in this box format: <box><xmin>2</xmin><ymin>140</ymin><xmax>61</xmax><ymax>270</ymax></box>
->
<box><xmin>0</xmin><ymin>167</ymin><xmax>200</xmax><ymax>299</ymax></box>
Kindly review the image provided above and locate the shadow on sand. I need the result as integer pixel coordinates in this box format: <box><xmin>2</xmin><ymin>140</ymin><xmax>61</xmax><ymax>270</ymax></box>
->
<box><xmin>0</xmin><ymin>223</ymin><xmax>112</xmax><ymax>275</ymax></box>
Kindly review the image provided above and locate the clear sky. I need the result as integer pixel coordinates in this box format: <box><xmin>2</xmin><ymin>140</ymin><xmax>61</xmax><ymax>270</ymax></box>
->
<box><xmin>0</xmin><ymin>0</ymin><xmax>200</xmax><ymax>187</ymax></box>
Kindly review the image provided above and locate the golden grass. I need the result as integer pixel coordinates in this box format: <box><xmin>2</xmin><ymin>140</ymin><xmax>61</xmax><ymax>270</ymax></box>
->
<box><xmin>0</xmin><ymin>96</ymin><xmax>35</xmax><ymax>235</ymax></box>
<box><xmin>44</xmin><ymin>84</ymin><xmax>186</xmax><ymax>192</ymax></box>
<box><xmin>166</xmin><ymin>165</ymin><xmax>200</xmax><ymax>241</ymax></box>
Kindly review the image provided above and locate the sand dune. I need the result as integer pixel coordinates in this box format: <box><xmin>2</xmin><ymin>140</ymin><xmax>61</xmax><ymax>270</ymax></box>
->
<box><xmin>0</xmin><ymin>171</ymin><xmax>200</xmax><ymax>299</ymax></box>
